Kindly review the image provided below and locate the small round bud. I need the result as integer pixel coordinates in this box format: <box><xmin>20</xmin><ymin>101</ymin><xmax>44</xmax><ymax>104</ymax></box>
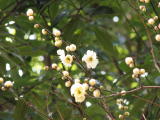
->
<box><xmin>119</xmin><ymin>114</ymin><xmax>124</xmax><ymax>119</ymax></box>
<box><xmin>51</xmin><ymin>63</ymin><xmax>57</xmax><ymax>70</ymax></box>
<box><xmin>42</xmin><ymin>29</ymin><xmax>48</xmax><ymax>35</ymax></box>
<box><xmin>124</xmin><ymin>112</ymin><xmax>130</xmax><ymax>116</ymax></box>
<box><xmin>154</xmin><ymin>16</ymin><xmax>158</xmax><ymax>21</ymax></box>
<box><xmin>62</xmin><ymin>71</ymin><xmax>69</xmax><ymax>77</ymax></box>
<box><xmin>158</xmin><ymin>2</ymin><xmax>160</xmax><ymax>8</ymax></box>
<box><xmin>75</xmin><ymin>79</ymin><xmax>80</xmax><ymax>83</ymax></box>
<box><xmin>65</xmin><ymin>81</ymin><xmax>71</xmax><ymax>87</ymax></box>
<box><xmin>116</xmin><ymin>99</ymin><xmax>123</xmax><ymax>104</ymax></box>
<box><xmin>4</xmin><ymin>81</ymin><xmax>13</xmax><ymax>88</ymax></box>
<box><xmin>100</xmin><ymin>85</ymin><xmax>104</xmax><ymax>90</ymax></box>
<box><xmin>34</xmin><ymin>24</ymin><xmax>40</xmax><ymax>28</ymax></box>
<box><xmin>155</xmin><ymin>34</ymin><xmax>160</xmax><ymax>41</ymax></box>
<box><xmin>69</xmin><ymin>44</ymin><xmax>76</xmax><ymax>52</ymax></box>
<box><xmin>121</xmin><ymin>90</ymin><xmax>126</xmax><ymax>96</ymax></box>
<box><xmin>83</xmin><ymin>83</ymin><xmax>89</xmax><ymax>90</ymax></box>
<box><xmin>133</xmin><ymin>68</ymin><xmax>140</xmax><ymax>75</ymax></box>
<box><xmin>26</xmin><ymin>9</ymin><xmax>34</xmax><ymax>16</ymax></box>
<box><xmin>129</xmin><ymin>63</ymin><xmax>134</xmax><ymax>68</ymax></box>
<box><xmin>0</xmin><ymin>77</ymin><xmax>4</xmax><ymax>84</ymax></box>
<box><xmin>132</xmin><ymin>74</ymin><xmax>138</xmax><ymax>78</ymax></box>
<box><xmin>55</xmin><ymin>40</ymin><xmax>62</xmax><ymax>47</ymax></box>
<box><xmin>125</xmin><ymin>57</ymin><xmax>133</xmax><ymax>65</ymax></box>
<box><xmin>118</xmin><ymin>105</ymin><xmax>124</xmax><ymax>110</ymax></box>
<box><xmin>145</xmin><ymin>0</ymin><xmax>150</xmax><ymax>3</ymax></box>
<box><xmin>1</xmin><ymin>86</ymin><xmax>6</xmax><ymax>91</ymax></box>
<box><xmin>28</xmin><ymin>16</ymin><xmax>34</xmax><ymax>21</ymax></box>
<box><xmin>124</xmin><ymin>106</ymin><xmax>128</xmax><ymax>110</ymax></box>
<box><xmin>93</xmin><ymin>89</ymin><xmax>101</xmax><ymax>97</ymax></box>
<box><xmin>140</xmin><ymin>0</ymin><xmax>145</xmax><ymax>2</ymax></box>
<box><xmin>89</xmin><ymin>86</ymin><xmax>94</xmax><ymax>92</ymax></box>
<box><xmin>55</xmin><ymin>37</ymin><xmax>60</xmax><ymax>41</ymax></box>
<box><xmin>53</xmin><ymin>29</ymin><xmax>61</xmax><ymax>37</ymax></box>
<box><xmin>154</xmin><ymin>26</ymin><xmax>159</xmax><ymax>31</ymax></box>
<box><xmin>139</xmin><ymin>5</ymin><xmax>146</xmax><ymax>12</ymax></box>
<box><xmin>89</xmin><ymin>79</ymin><xmax>96</xmax><ymax>86</ymax></box>
<box><xmin>148</xmin><ymin>18</ymin><xmax>155</xmax><ymax>25</ymax></box>
<box><xmin>66</xmin><ymin>46</ymin><xmax>70</xmax><ymax>52</ymax></box>
<box><xmin>44</xmin><ymin>66</ymin><xmax>49</xmax><ymax>70</ymax></box>
<box><xmin>84</xmin><ymin>78</ymin><xmax>88</xmax><ymax>82</ymax></box>
<box><xmin>140</xmin><ymin>69</ymin><xmax>145</xmax><ymax>74</ymax></box>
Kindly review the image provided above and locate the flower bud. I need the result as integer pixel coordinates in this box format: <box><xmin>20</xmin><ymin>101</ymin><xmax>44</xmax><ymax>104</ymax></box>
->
<box><xmin>118</xmin><ymin>105</ymin><xmax>124</xmax><ymax>110</ymax></box>
<box><xmin>0</xmin><ymin>77</ymin><xmax>4</xmax><ymax>84</ymax></box>
<box><xmin>133</xmin><ymin>68</ymin><xmax>140</xmax><ymax>75</ymax></box>
<box><xmin>148</xmin><ymin>18</ymin><xmax>155</xmax><ymax>25</ymax></box>
<box><xmin>125</xmin><ymin>57</ymin><xmax>133</xmax><ymax>65</ymax></box>
<box><xmin>154</xmin><ymin>16</ymin><xmax>158</xmax><ymax>21</ymax></box>
<box><xmin>51</xmin><ymin>63</ymin><xmax>57</xmax><ymax>70</ymax></box>
<box><xmin>65</xmin><ymin>81</ymin><xmax>71</xmax><ymax>87</ymax></box>
<box><xmin>124</xmin><ymin>106</ymin><xmax>128</xmax><ymax>110</ymax></box>
<box><xmin>55</xmin><ymin>40</ymin><xmax>62</xmax><ymax>47</ymax></box>
<box><xmin>124</xmin><ymin>112</ymin><xmax>130</xmax><ymax>116</ymax></box>
<box><xmin>62</xmin><ymin>71</ymin><xmax>69</xmax><ymax>77</ymax></box>
<box><xmin>1</xmin><ymin>86</ymin><xmax>6</xmax><ymax>91</ymax></box>
<box><xmin>132</xmin><ymin>74</ymin><xmax>138</xmax><ymax>78</ymax></box>
<box><xmin>28</xmin><ymin>16</ymin><xmax>34</xmax><ymax>21</ymax></box>
<box><xmin>44</xmin><ymin>66</ymin><xmax>49</xmax><ymax>70</ymax></box>
<box><xmin>121</xmin><ymin>90</ymin><xmax>126</xmax><ymax>96</ymax></box>
<box><xmin>154</xmin><ymin>26</ymin><xmax>159</xmax><ymax>31</ymax></box>
<box><xmin>75</xmin><ymin>79</ymin><xmax>80</xmax><ymax>83</ymax></box>
<box><xmin>155</xmin><ymin>34</ymin><xmax>160</xmax><ymax>41</ymax></box>
<box><xmin>4</xmin><ymin>81</ymin><xmax>13</xmax><ymax>88</ymax></box>
<box><xmin>53</xmin><ymin>29</ymin><xmax>61</xmax><ymax>37</ymax></box>
<box><xmin>140</xmin><ymin>69</ymin><xmax>145</xmax><ymax>74</ymax></box>
<box><xmin>66</xmin><ymin>46</ymin><xmax>70</xmax><ymax>52</ymax></box>
<box><xmin>69</xmin><ymin>44</ymin><xmax>76</xmax><ymax>52</ymax></box>
<box><xmin>83</xmin><ymin>83</ymin><xmax>89</xmax><ymax>90</ymax></box>
<box><xmin>140</xmin><ymin>0</ymin><xmax>145</xmax><ymax>2</ymax></box>
<box><xmin>139</xmin><ymin>5</ymin><xmax>146</xmax><ymax>12</ymax></box>
<box><xmin>89</xmin><ymin>79</ymin><xmax>96</xmax><ymax>86</ymax></box>
<box><xmin>34</xmin><ymin>24</ymin><xmax>40</xmax><ymax>28</ymax></box>
<box><xmin>89</xmin><ymin>86</ymin><xmax>94</xmax><ymax>92</ymax></box>
<box><xmin>119</xmin><ymin>114</ymin><xmax>124</xmax><ymax>119</ymax></box>
<box><xmin>42</xmin><ymin>29</ymin><xmax>48</xmax><ymax>35</ymax></box>
<box><xmin>145</xmin><ymin>0</ymin><xmax>150</xmax><ymax>3</ymax></box>
<box><xmin>93</xmin><ymin>89</ymin><xmax>101</xmax><ymax>97</ymax></box>
<box><xmin>26</xmin><ymin>9</ymin><xmax>34</xmax><ymax>16</ymax></box>
<box><xmin>55</xmin><ymin>37</ymin><xmax>60</xmax><ymax>41</ymax></box>
<box><xmin>129</xmin><ymin>63</ymin><xmax>134</xmax><ymax>68</ymax></box>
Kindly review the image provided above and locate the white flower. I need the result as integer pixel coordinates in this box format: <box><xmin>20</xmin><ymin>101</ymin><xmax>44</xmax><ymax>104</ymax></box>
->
<box><xmin>60</xmin><ymin>54</ymin><xmax>73</xmax><ymax>67</ymax></box>
<box><xmin>70</xmin><ymin>83</ymin><xmax>86</xmax><ymax>103</ymax></box>
<box><xmin>57</xmin><ymin>49</ymin><xmax>65</xmax><ymax>56</ymax></box>
<box><xmin>82</xmin><ymin>50</ymin><xmax>99</xmax><ymax>69</ymax></box>
<box><xmin>4</xmin><ymin>81</ymin><xmax>14</xmax><ymax>88</ymax></box>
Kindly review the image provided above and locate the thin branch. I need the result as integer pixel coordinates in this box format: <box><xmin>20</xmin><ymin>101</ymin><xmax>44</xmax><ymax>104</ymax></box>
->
<box><xmin>101</xmin><ymin>86</ymin><xmax>160</xmax><ymax>98</ymax></box>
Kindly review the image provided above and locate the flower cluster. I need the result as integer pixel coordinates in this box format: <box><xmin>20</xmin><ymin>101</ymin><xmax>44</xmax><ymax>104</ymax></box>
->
<box><xmin>27</xmin><ymin>11</ymin><xmax>101</xmax><ymax>102</ymax></box>
<box><xmin>26</xmin><ymin>9</ymin><xmax>34</xmax><ymax>21</ymax></box>
<box><xmin>125</xmin><ymin>57</ymin><xmax>148</xmax><ymax>79</ymax></box>
<box><xmin>0</xmin><ymin>77</ymin><xmax>14</xmax><ymax>91</ymax></box>
<box><xmin>116</xmin><ymin>98</ymin><xmax>130</xmax><ymax>120</ymax></box>
<box><xmin>138</xmin><ymin>1</ymin><xmax>160</xmax><ymax>42</ymax></box>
